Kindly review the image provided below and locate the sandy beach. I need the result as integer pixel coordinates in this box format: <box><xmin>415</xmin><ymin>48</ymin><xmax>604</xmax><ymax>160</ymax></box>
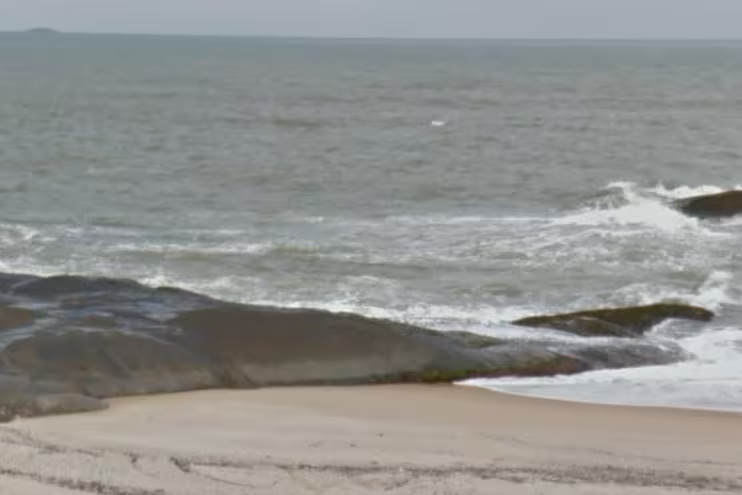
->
<box><xmin>0</xmin><ymin>385</ymin><xmax>737</xmax><ymax>494</ymax></box>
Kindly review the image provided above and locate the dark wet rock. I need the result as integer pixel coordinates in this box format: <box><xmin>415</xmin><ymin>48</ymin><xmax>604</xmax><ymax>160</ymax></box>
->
<box><xmin>11</xmin><ymin>275</ymin><xmax>146</xmax><ymax>299</ymax></box>
<box><xmin>445</xmin><ymin>331</ymin><xmax>503</xmax><ymax>349</ymax></box>
<box><xmin>473</xmin><ymin>339</ymin><xmax>684</xmax><ymax>379</ymax></box>
<box><xmin>2</xmin><ymin>331</ymin><xmax>219</xmax><ymax>397</ymax></box>
<box><xmin>512</xmin><ymin>303</ymin><xmax>714</xmax><ymax>337</ymax></box>
<box><xmin>168</xmin><ymin>306</ymin><xmax>674</xmax><ymax>385</ymax></box>
<box><xmin>0</xmin><ymin>304</ymin><xmax>609</xmax><ymax>408</ymax></box>
<box><xmin>469</xmin><ymin>345</ymin><xmax>591</xmax><ymax>378</ymax></box>
<box><xmin>73</xmin><ymin>315</ymin><xmax>118</xmax><ymax>329</ymax></box>
<box><xmin>0</xmin><ymin>272</ymin><xmax>699</xmax><ymax>420</ymax></box>
<box><xmin>168</xmin><ymin>306</ymin><xmax>504</xmax><ymax>387</ymax></box>
<box><xmin>0</xmin><ymin>273</ymin><xmax>39</xmax><ymax>293</ymax></box>
<box><xmin>675</xmin><ymin>190</ymin><xmax>742</xmax><ymax>219</ymax></box>
<box><xmin>0</xmin><ymin>374</ymin><xmax>107</xmax><ymax>422</ymax></box>
<box><xmin>555</xmin><ymin>340</ymin><xmax>686</xmax><ymax>369</ymax></box>
<box><xmin>154</xmin><ymin>285</ymin><xmax>222</xmax><ymax>305</ymax></box>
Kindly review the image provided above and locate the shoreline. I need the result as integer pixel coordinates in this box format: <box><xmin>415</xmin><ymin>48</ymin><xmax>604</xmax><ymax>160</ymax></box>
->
<box><xmin>462</xmin><ymin>382</ymin><xmax>742</xmax><ymax>415</ymax></box>
<box><xmin>1</xmin><ymin>384</ymin><xmax>740</xmax><ymax>494</ymax></box>
<box><xmin>114</xmin><ymin>382</ymin><xmax>742</xmax><ymax>420</ymax></box>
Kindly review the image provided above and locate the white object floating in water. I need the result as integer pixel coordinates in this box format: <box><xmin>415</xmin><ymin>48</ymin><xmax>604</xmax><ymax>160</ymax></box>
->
<box><xmin>430</xmin><ymin>120</ymin><xmax>448</xmax><ymax>127</ymax></box>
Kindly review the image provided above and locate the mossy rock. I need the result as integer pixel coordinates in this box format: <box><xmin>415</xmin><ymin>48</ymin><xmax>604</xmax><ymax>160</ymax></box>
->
<box><xmin>512</xmin><ymin>303</ymin><xmax>714</xmax><ymax>337</ymax></box>
<box><xmin>675</xmin><ymin>190</ymin><xmax>742</xmax><ymax>219</ymax></box>
<box><xmin>445</xmin><ymin>331</ymin><xmax>503</xmax><ymax>349</ymax></box>
<box><xmin>407</xmin><ymin>354</ymin><xmax>590</xmax><ymax>383</ymax></box>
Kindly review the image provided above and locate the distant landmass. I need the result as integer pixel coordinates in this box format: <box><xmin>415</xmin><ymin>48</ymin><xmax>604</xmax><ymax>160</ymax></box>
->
<box><xmin>26</xmin><ymin>27</ymin><xmax>60</xmax><ymax>34</ymax></box>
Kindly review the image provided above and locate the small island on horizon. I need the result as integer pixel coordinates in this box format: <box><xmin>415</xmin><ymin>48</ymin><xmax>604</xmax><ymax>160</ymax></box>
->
<box><xmin>26</xmin><ymin>27</ymin><xmax>60</xmax><ymax>34</ymax></box>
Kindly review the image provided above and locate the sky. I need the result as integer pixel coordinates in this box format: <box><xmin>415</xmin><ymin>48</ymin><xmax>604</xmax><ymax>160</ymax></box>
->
<box><xmin>3</xmin><ymin>0</ymin><xmax>742</xmax><ymax>39</ymax></box>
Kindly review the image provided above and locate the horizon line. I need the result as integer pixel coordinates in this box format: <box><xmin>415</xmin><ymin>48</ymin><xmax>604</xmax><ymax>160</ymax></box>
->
<box><xmin>5</xmin><ymin>29</ymin><xmax>742</xmax><ymax>42</ymax></box>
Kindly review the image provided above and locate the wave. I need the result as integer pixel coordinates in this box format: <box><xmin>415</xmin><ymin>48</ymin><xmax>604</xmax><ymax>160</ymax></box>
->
<box><xmin>0</xmin><ymin>182</ymin><xmax>739</xmax><ymax>298</ymax></box>
<box><xmin>555</xmin><ymin>181</ymin><xmax>703</xmax><ymax>233</ymax></box>
<box><xmin>650</xmin><ymin>182</ymin><xmax>742</xmax><ymax>200</ymax></box>
<box><xmin>466</xmin><ymin>324</ymin><xmax>742</xmax><ymax>411</ymax></box>
<box><xmin>107</xmin><ymin>240</ymin><xmax>325</xmax><ymax>259</ymax></box>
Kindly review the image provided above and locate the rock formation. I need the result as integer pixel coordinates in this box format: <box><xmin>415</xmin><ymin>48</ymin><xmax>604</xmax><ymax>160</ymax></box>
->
<box><xmin>0</xmin><ymin>273</ymin><xmax>700</xmax><ymax>421</ymax></box>
<box><xmin>675</xmin><ymin>190</ymin><xmax>742</xmax><ymax>219</ymax></box>
<box><xmin>512</xmin><ymin>303</ymin><xmax>714</xmax><ymax>337</ymax></box>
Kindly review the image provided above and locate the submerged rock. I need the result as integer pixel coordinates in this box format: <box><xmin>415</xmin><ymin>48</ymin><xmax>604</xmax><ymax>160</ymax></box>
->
<box><xmin>10</xmin><ymin>275</ymin><xmax>145</xmax><ymax>299</ymax></box>
<box><xmin>471</xmin><ymin>339</ymin><xmax>684</xmax><ymax>378</ymax></box>
<box><xmin>511</xmin><ymin>303</ymin><xmax>714</xmax><ymax>337</ymax></box>
<box><xmin>675</xmin><ymin>190</ymin><xmax>742</xmax><ymax>219</ymax></box>
<box><xmin>553</xmin><ymin>340</ymin><xmax>686</xmax><ymax>369</ymax></box>
<box><xmin>0</xmin><ymin>272</ymin><xmax>697</xmax><ymax>420</ymax></box>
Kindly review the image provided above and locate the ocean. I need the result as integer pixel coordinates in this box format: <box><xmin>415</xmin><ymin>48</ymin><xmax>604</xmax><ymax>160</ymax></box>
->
<box><xmin>1</xmin><ymin>33</ymin><xmax>741</xmax><ymax>411</ymax></box>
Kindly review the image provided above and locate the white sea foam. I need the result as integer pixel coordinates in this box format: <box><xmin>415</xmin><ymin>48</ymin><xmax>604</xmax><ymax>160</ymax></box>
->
<box><xmin>462</xmin><ymin>265</ymin><xmax>742</xmax><ymax>411</ymax></box>
<box><xmin>107</xmin><ymin>240</ymin><xmax>304</xmax><ymax>257</ymax></box>
<box><xmin>0</xmin><ymin>223</ymin><xmax>42</xmax><ymax>244</ymax></box>
<box><xmin>650</xmin><ymin>183</ymin><xmax>742</xmax><ymax>200</ymax></box>
<box><xmin>554</xmin><ymin>182</ymin><xmax>702</xmax><ymax>233</ymax></box>
<box><xmin>555</xmin><ymin>202</ymin><xmax>699</xmax><ymax>232</ymax></box>
<box><xmin>597</xmin><ymin>270</ymin><xmax>737</xmax><ymax>312</ymax></box>
<box><xmin>465</xmin><ymin>324</ymin><xmax>742</xmax><ymax>411</ymax></box>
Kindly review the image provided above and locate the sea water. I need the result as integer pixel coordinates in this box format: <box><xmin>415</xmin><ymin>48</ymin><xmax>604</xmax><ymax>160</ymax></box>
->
<box><xmin>1</xmin><ymin>34</ymin><xmax>741</xmax><ymax>410</ymax></box>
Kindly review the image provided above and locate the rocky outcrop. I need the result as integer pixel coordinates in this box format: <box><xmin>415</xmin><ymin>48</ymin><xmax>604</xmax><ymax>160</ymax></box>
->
<box><xmin>0</xmin><ymin>272</ymin><xmax>701</xmax><ymax>420</ymax></box>
<box><xmin>2</xmin><ymin>332</ymin><xmax>219</xmax><ymax>398</ymax></box>
<box><xmin>0</xmin><ymin>305</ymin><xmax>580</xmax><ymax>399</ymax></box>
<box><xmin>0</xmin><ymin>375</ymin><xmax>107</xmax><ymax>422</ymax></box>
<box><xmin>675</xmin><ymin>190</ymin><xmax>742</xmax><ymax>219</ymax></box>
<box><xmin>512</xmin><ymin>303</ymin><xmax>714</xmax><ymax>337</ymax></box>
<box><xmin>168</xmin><ymin>306</ymin><xmax>484</xmax><ymax>387</ymax></box>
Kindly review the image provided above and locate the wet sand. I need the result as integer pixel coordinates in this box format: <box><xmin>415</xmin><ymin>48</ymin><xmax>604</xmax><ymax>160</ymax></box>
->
<box><xmin>0</xmin><ymin>384</ymin><xmax>740</xmax><ymax>494</ymax></box>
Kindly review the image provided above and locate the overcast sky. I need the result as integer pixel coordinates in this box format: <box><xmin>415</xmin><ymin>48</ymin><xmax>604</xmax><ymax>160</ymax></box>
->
<box><xmin>3</xmin><ymin>0</ymin><xmax>742</xmax><ymax>39</ymax></box>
